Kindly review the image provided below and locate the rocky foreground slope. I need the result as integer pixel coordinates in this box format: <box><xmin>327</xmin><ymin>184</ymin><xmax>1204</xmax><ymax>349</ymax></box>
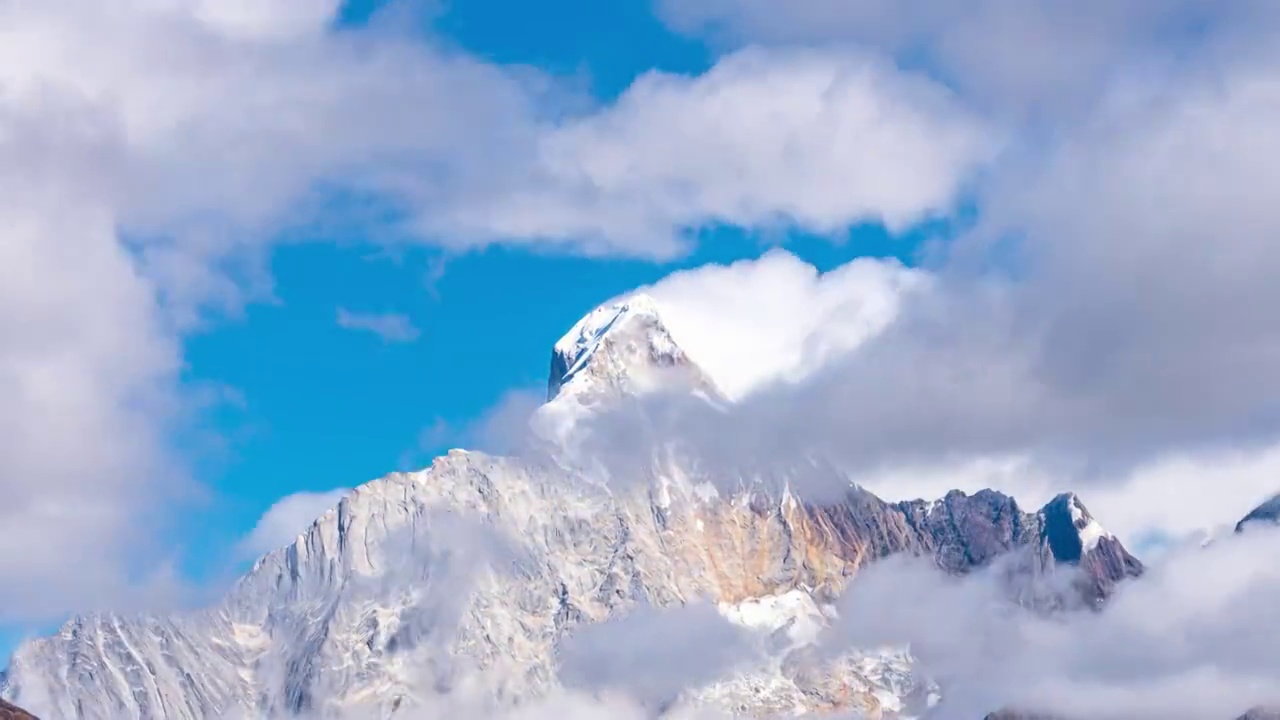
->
<box><xmin>0</xmin><ymin>699</ymin><xmax>36</xmax><ymax>720</ymax></box>
<box><xmin>0</xmin><ymin>295</ymin><xmax>1142</xmax><ymax>719</ymax></box>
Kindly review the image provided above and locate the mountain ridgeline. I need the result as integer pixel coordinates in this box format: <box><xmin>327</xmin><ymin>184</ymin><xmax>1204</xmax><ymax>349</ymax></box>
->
<box><xmin>1</xmin><ymin>295</ymin><xmax>1148</xmax><ymax>719</ymax></box>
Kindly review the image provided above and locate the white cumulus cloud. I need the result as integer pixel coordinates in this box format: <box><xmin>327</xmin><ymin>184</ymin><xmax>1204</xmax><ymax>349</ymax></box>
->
<box><xmin>641</xmin><ymin>249</ymin><xmax>926</xmax><ymax>400</ymax></box>
<box><xmin>427</xmin><ymin>47</ymin><xmax>997</xmax><ymax>257</ymax></box>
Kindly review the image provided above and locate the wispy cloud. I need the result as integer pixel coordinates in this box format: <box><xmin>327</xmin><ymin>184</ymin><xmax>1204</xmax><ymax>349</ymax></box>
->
<box><xmin>336</xmin><ymin>308</ymin><xmax>421</xmax><ymax>343</ymax></box>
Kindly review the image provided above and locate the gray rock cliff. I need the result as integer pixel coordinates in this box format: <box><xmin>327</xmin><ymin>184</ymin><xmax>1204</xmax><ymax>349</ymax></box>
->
<box><xmin>1</xmin><ymin>295</ymin><xmax>1141</xmax><ymax>719</ymax></box>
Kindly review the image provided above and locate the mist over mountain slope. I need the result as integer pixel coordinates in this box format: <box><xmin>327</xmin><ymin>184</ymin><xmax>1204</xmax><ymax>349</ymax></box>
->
<box><xmin>0</xmin><ymin>295</ymin><xmax>1144</xmax><ymax>719</ymax></box>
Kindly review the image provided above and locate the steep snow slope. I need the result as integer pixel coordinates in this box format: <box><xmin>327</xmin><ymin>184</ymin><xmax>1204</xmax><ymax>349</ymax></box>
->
<box><xmin>1</xmin><ymin>295</ymin><xmax>1141</xmax><ymax>719</ymax></box>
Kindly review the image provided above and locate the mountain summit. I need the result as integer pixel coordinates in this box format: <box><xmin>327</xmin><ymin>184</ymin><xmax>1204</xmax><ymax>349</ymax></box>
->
<box><xmin>546</xmin><ymin>293</ymin><xmax>719</xmax><ymax>404</ymax></box>
<box><xmin>1</xmin><ymin>296</ymin><xmax>1143</xmax><ymax>719</ymax></box>
<box><xmin>1039</xmin><ymin>493</ymin><xmax>1141</xmax><ymax>602</ymax></box>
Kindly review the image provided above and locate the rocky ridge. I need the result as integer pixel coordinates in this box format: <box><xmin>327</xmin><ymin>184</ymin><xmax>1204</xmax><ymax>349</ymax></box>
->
<box><xmin>1</xmin><ymin>294</ymin><xmax>1141</xmax><ymax>719</ymax></box>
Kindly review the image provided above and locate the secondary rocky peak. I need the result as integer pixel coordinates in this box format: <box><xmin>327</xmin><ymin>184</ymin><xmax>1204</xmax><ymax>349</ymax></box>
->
<box><xmin>1038</xmin><ymin>493</ymin><xmax>1143</xmax><ymax>603</ymax></box>
<box><xmin>1235</xmin><ymin>492</ymin><xmax>1280</xmax><ymax>533</ymax></box>
<box><xmin>546</xmin><ymin>293</ymin><xmax>719</xmax><ymax>404</ymax></box>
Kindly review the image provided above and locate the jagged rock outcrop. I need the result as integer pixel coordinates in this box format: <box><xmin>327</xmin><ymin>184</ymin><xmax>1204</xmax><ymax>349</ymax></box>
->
<box><xmin>0</xmin><ymin>293</ymin><xmax>1142</xmax><ymax>719</ymax></box>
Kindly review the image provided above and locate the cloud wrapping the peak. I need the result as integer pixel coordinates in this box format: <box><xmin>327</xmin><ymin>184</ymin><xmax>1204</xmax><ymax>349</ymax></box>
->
<box><xmin>642</xmin><ymin>250</ymin><xmax>926</xmax><ymax>399</ymax></box>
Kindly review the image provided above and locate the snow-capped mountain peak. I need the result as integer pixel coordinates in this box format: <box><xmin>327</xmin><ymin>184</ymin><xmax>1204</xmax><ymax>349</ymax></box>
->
<box><xmin>546</xmin><ymin>293</ymin><xmax>719</xmax><ymax>404</ymax></box>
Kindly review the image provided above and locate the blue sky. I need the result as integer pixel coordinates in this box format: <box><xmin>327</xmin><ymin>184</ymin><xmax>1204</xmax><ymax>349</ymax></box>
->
<box><xmin>338</xmin><ymin>0</ymin><xmax>712</xmax><ymax>98</ymax></box>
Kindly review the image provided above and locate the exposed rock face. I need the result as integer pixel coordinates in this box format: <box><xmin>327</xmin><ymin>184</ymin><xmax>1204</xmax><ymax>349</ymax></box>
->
<box><xmin>1236</xmin><ymin>494</ymin><xmax>1280</xmax><ymax>533</ymax></box>
<box><xmin>0</xmin><ymin>294</ymin><xmax>1142</xmax><ymax>719</ymax></box>
<box><xmin>4</xmin><ymin>463</ymin><xmax>1129</xmax><ymax>719</ymax></box>
<box><xmin>1038</xmin><ymin>493</ymin><xmax>1143</xmax><ymax>605</ymax></box>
